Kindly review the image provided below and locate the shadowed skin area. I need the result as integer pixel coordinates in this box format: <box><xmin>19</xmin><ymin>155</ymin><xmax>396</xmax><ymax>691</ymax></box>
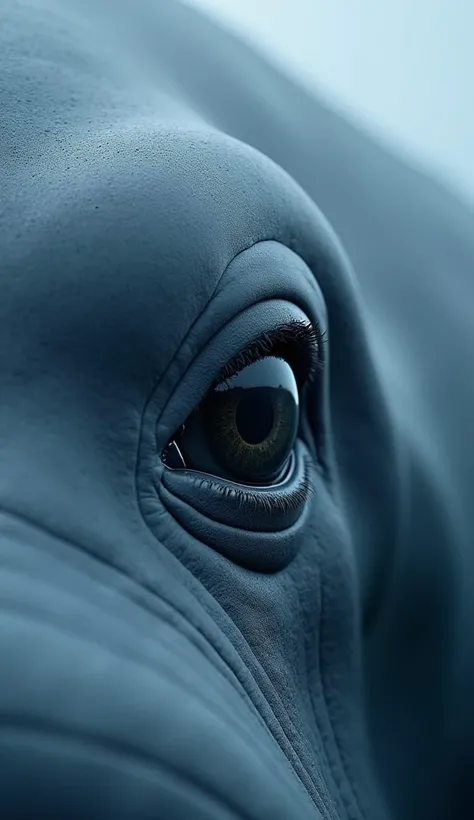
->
<box><xmin>1</xmin><ymin>1</ymin><xmax>474</xmax><ymax>818</ymax></box>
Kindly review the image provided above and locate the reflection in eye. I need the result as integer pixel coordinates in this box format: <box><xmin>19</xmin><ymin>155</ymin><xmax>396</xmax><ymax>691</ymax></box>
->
<box><xmin>163</xmin><ymin>357</ymin><xmax>299</xmax><ymax>485</ymax></box>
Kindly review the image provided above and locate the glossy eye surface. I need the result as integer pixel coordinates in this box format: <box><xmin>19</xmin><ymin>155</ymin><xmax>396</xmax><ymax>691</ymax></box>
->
<box><xmin>163</xmin><ymin>356</ymin><xmax>300</xmax><ymax>485</ymax></box>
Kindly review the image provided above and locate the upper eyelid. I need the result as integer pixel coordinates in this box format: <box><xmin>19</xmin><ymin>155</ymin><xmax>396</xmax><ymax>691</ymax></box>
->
<box><xmin>211</xmin><ymin>319</ymin><xmax>324</xmax><ymax>391</ymax></box>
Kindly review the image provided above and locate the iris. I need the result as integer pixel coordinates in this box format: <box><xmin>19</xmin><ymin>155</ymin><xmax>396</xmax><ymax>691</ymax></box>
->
<box><xmin>175</xmin><ymin>357</ymin><xmax>299</xmax><ymax>484</ymax></box>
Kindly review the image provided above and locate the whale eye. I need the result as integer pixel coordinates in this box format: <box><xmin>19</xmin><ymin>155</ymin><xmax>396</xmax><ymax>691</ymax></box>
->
<box><xmin>162</xmin><ymin>319</ymin><xmax>324</xmax><ymax>487</ymax></box>
<box><xmin>164</xmin><ymin>357</ymin><xmax>299</xmax><ymax>485</ymax></box>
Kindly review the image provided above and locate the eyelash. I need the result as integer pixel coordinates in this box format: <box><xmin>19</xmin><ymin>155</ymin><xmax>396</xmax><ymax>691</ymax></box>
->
<box><xmin>211</xmin><ymin>319</ymin><xmax>326</xmax><ymax>391</ymax></box>
<box><xmin>192</xmin><ymin>455</ymin><xmax>314</xmax><ymax>514</ymax></box>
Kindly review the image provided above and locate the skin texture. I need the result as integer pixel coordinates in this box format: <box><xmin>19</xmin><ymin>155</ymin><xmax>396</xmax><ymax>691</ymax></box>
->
<box><xmin>1</xmin><ymin>1</ymin><xmax>474</xmax><ymax>818</ymax></box>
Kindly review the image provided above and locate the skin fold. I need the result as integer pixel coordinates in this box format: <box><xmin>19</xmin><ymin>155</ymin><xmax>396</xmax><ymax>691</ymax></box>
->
<box><xmin>1</xmin><ymin>1</ymin><xmax>474</xmax><ymax>818</ymax></box>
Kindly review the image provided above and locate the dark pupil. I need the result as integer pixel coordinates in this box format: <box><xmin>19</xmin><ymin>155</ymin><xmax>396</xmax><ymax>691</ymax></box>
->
<box><xmin>235</xmin><ymin>390</ymin><xmax>274</xmax><ymax>445</ymax></box>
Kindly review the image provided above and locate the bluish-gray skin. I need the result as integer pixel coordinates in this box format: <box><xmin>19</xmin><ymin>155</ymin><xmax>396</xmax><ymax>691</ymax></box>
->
<box><xmin>1</xmin><ymin>1</ymin><xmax>474</xmax><ymax>818</ymax></box>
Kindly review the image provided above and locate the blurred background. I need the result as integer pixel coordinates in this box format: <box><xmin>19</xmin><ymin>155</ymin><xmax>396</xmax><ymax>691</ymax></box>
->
<box><xmin>187</xmin><ymin>0</ymin><xmax>473</xmax><ymax>206</ymax></box>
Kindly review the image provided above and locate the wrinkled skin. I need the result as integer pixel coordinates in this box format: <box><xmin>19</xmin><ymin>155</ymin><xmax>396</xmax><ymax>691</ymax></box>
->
<box><xmin>1</xmin><ymin>1</ymin><xmax>474</xmax><ymax>818</ymax></box>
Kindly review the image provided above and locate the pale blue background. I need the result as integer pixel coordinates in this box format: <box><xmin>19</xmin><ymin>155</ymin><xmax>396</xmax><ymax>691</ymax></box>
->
<box><xmin>187</xmin><ymin>0</ymin><xmax>473</xmax><ymax>205</ymax></box>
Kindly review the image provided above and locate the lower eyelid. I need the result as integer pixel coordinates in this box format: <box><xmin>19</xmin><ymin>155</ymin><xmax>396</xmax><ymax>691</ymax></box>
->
<box><xmin>229</xmin><ymin>481</ymin><xmax>312</xmax><ymax>515</ymax></box>
<box><xmin>159</xmin><ymin>443</ymin><xmax>314</xmax><ymax>533</ymax></box>
<box><xmin>158</xmin><ymin>478</ymin><xmax>305</xmax><ymax>571</ymax></box>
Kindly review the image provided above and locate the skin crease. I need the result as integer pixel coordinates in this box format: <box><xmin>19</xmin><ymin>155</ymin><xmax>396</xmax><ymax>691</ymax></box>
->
<box><xmin>1</xmin><ymin>1</ymin><xmax>474</xmax><ymax>819</ymax></box>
